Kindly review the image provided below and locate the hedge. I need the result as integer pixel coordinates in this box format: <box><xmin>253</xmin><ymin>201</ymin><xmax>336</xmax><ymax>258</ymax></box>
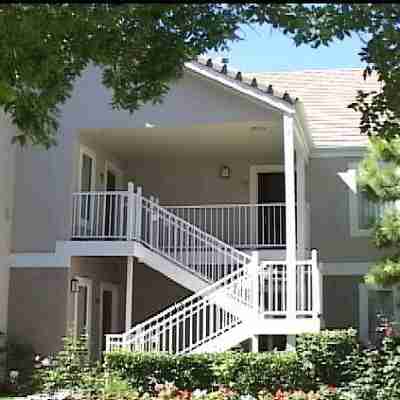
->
<box><xmin>104</xmin><ymin>329</ymin><xmax>358</xmax><ymax>395</ymax></box>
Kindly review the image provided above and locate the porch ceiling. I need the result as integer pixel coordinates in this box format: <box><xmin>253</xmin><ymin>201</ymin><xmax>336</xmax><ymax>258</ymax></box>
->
<box><xmin>80</xmin><ymin>120</ymin><xmax>284</xmax><ymax>163</ymax></box>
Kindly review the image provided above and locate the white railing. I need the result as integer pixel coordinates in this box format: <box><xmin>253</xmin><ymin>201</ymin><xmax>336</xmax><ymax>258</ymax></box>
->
<box><xmin>258</xmin><ymin>262</ymin><xmax>288</xmax><ymax>316</ymax></box>
<box><xmin>166</xmin><ymin>203</ymin><xmax>286</xmax><ymax>249</ymax></box>
<box><xmin>258</xmin><ymin>250</ymin><xmax>320</xmax><ymax>319</ymax></box>
<box><xmin>71</xmin><ymin>191</ymin><xmax>128</xmax><ymax>239</ymax></box>
<box><xmin>106</xmin><ymin>262</ymin><xmax>256</xmax><ymax>354</ymax></box>
<box><xmin>106</xmin><ymin>251</ymin><xmax>322</xmax><ymax>354</ymax></box>
<box><xmin>139</xmin><ymin>196</ymin><xmax>254</xmax><ymax>282</ymax></box>
<box><xmin>72</xmin><ymin>184</ymin><xmax>254</xmax><ymax>283</ymax></box>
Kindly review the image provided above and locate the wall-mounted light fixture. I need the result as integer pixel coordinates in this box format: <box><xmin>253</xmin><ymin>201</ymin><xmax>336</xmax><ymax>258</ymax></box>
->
<box><xmin>220</xmin><ymin>165</ymin><xmax>231</xmax><ymax>179</ymax></box>
<box><xmin>70</xmin><ymin>278</ymin><xmax>80</xmax><ymax>293</ymax></box>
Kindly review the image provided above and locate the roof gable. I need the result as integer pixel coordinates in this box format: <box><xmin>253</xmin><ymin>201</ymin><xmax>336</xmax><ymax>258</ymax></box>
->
<box><xmin>185</xmin><ymin>56</ymin><xmax>296</xmax><ymax>115</ymax></box>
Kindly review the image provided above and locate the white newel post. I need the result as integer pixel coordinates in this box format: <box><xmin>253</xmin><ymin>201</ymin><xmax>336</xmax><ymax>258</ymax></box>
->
<box><xmin>296</xmin><ymin>154</ymin><xmax>306</xmax><ymax>259</ymax></box>
<box><xmin>149</xmin><ymin>196</ymin><xmax>154</xmax><ymax>246</ymax></box>
<box><xmin>127</xmin><ymin>182</ymin><xmax>135</xmax><ymax>240</ymax></box>
<box><xmin>311</xmin><ymin>249</ymin><xmax>321</xmax><ymax>319</ymax></box>
<box><xmin>125</xmin><ymin>256</ymin><xmax>134</xmax><ymax>331</ymax></box>
<box><xmin>283</xmin><ymin>114</ymin><xmax>297</xmax><ymax>320</ymax></box>
<box><xmin>251</xmin><ymin>252</ymin><xmax>260</xmax><ymax>314</ymax></box>
<box><xmin>252</xmin><ymin>335</ymin><xmax>259</xmax><ymax>353</ymax></box>
<box><xmin>155</xmin><ymin>197</ymin><xmax>160</xmax><ymax>249</ymax></box>
<box><xmin>135</xmin><ymin>186</ymin><xmax>143</xmax><ymax>240</ymax></box>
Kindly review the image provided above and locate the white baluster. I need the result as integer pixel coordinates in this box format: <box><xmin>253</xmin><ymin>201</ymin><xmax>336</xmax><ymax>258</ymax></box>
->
<box><xmin>135</xmin><ymin>186</ymin><xmax>142</xmax><ymax>240</ymax></box>
<box><xmin>126</xmin><ymin>183</ymin><xmax>134</xmax><ymax>240</ymax></box>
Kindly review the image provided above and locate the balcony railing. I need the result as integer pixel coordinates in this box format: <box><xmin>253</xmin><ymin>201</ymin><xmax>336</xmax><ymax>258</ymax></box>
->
<box><xmin>71</xmin><ymin>192</ymin><xmax>286</xmax><ymax>249</ymax></box>
<box><xmin>71</xmin><ymin>191</ymin><xmax>129</xmax><ymax>239</ymax></box>
<box><xmin>166</xmin><ymin>203</ymin><xmax>286</xmax><ymax>249</ymax></box>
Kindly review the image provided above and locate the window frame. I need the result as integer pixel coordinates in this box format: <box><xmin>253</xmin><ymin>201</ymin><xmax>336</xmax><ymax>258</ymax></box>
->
<box><xmin>348</xmin><ymin>161</ymin><xmax>372</xmax><ymax>237</ymax></box>
<box><xmin>78</xmin><ymin>145</ymin><xmax>97</xmax><ymax>192</ymax></box>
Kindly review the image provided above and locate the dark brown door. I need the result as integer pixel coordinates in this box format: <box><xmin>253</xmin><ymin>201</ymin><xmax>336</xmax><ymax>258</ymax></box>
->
<box><xmin>105</xmin><ymin>170</ymin><xmax>117</xmax><ymax>237</ymax></box>
<box><xmin>101</xmin><ymin>290</ymin><xmax>113</xmax><ymax>351</ymax></box>
<box><xmin>258</xmin><ymin>173</ymin><xmax>286</xmax><ymax>247</ymax></box>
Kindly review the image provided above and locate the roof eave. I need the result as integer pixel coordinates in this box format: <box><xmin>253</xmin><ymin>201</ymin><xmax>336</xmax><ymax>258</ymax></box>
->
<box><xmin>184</xmin><ymin>62</ymin><xmax>296</xmax><ymax>116</ymax></box>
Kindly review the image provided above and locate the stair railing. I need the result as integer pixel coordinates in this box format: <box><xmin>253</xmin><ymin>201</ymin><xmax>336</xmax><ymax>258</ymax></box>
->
<box><xmin>107</xmin><ymin>258</ymin><xmax>257</xmax><ymax>354</ymax></box>
<box><xmin>134</xmin><ymin>187</ymin><xmax>254</xmax><ymax>283</ymax></box>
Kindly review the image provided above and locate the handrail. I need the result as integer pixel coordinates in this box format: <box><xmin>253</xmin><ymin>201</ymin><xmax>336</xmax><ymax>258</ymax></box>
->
<box><xmin>166</xmin><ymin>202</ymin><xmax>287</xmax><ymax>249</ymax></box>
<box><xmin>124</xmin><ymin>262</ymin><xmax>254</xmax><ymax>338</ymax></box>
<box><xmin>141</xmin><ymin>196</ymin><xmax>253</xmax><ymax>263</ymax></box>
<box><xmin>165</xmin><ymin>202</ymin><xmax>285</xmax><ymax>208</ymax></box>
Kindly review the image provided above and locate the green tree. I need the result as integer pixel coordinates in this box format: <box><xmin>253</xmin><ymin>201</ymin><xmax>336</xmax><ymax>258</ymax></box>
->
<box><xmin>0</xmin><ymin>3</ymin><xmax>307</xmax><ymax>147</ymax></box>
<box><xmin>355</xmin><ymin>137</ymin><xmax>400</xmax><ymax>287</ymax></box>
<box><xmin>254</xmin><ymin>4</ymin><xmax>400</xmax><ymax>287</ymax></box>
<box><xmin>5</xmin><ymin>4</ymin><xmax>398</xmax><ymax>148</ymax></box>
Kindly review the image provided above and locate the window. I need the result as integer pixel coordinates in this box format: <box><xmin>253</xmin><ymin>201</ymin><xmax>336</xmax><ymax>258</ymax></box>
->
<box><xmin>348</xmin><ymin>162</ymin><xmax>397</xmax><ymax>237</ymax></box>
<box><xmin>79</xmin><ymin>145</ymin><xmax>96</xmax><ymax>192</ymax></box>
<box><xmin>359</xmin><ymin>283</ymin><xmax>400</xmax><ymax>346</ymax></box>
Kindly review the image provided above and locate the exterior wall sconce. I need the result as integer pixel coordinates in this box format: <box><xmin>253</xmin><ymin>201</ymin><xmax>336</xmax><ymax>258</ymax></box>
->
<box><xmin>70</xmin><ymin>278</ymin><xmax>80</xmax><ymax>293</ymax></box>
<box><xmin>220</xmin><ymin>165</ymin><xmax>231</xmax><ymax>179</ymax></box>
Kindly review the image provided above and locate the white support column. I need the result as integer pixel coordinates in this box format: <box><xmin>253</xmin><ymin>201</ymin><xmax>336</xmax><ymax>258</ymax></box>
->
<box><xmin>296</xmin><ymin>154</ymin><xmax>306</xmax><ymax>259</ymax></box>
<box><xmin>251</xmin><ymin>251</ymin><xmax>260</xmax><ymax>314</ymax></box>
<box><xmin>311</xmin><ymin>249</ymin><xmax>321</xmax><ymax>319</ymax></box>
<box><xmin>125</xmin><ymin>256</ymin><xmax>134</xmax><ymax>331</ymax></box>
<box><xmin>135</xmin><ymin>186</ymin><xmax>143</xmax><ymax>239</ymax></box>
<box><xmin>252</xmin><ymin>335</ymin><xmax>259</xmax><ymax>353</ymax></box>
<box><xmin>127</xmin><ymin>182</ymin><xmax>135</xmax><ymax>240</ymax></box>
<box><xmin>283</xmin><ymin>114</ymin><xmax>297</xmax><ymax>319</ymax></box>
<box><xmin>286</xmin><ymin>335</ymin><xmax>296</xmax><ymax>351</ymax></box>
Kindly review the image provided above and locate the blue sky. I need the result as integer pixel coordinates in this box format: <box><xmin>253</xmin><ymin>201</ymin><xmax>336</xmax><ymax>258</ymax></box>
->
<box><xmin>206</xmin><ymin>24</ymin><xmax>365</xmax><ymax>72</ymax></box>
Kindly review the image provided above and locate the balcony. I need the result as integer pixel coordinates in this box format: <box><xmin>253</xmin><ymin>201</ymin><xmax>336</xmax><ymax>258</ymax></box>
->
<box><xmin>71</xmin><ymin>191</ymin><xmax>286</xmax><ymax>249</ymax></box>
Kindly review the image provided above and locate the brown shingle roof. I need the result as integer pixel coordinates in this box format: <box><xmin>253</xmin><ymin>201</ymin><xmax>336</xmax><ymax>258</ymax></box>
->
<box><xmin>249</xmin><ymin>69</ymin><xmax>382</xmax><ymax>149</ymax></box>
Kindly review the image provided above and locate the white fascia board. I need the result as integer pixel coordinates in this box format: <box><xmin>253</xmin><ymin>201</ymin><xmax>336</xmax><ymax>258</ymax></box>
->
<box><xmin>294</xmin><ymin>102</ymin><xmax>313</xmax><ymax>160</ymax></box>
<box><xmin>56</xmin><ymin>240</ymin><xmax>136</xmax><ymax>257</ymax></box>
<box><xmin>11</xmin><ymin>253</ymin><xmax>71</xmax><ymax>268</ymax></box>
<box><xmin>184</xmin><ymin>62</ymin><xmax>296</xmax><ymax>116</ymax></box>
<box><xmin>311</xmin><ymin>147</ymin><xmax>367</xmax><ymax>159</ymax></box>
<box><xmin>321</xmin><ymin>261</ymin><xmax>372</xmax><ymax>276</ymax></box>
<box><xmin>294</xmin><ymin>115</ymin><xmax>311</xmax><ymax>160</ymax></box>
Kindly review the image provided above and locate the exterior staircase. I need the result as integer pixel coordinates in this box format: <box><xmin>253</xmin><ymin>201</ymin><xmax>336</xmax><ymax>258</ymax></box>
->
<box><xmin>71</xmin><ymin>183</ymin><xmax>321</xmax><ymax>354</ymax></box>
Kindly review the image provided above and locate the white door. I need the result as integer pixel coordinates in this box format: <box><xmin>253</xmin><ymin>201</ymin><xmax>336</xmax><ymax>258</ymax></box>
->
<box><xmin>99</xmin><ymin>282</ymin><xmax>120</xmax><ymax>356</ymax></box>
<box><xmin>74</xmin><ymin>277</ymin><xmax>93</xmax><ymax>342</ymax></box>
<box><xmin>78</xmin><ymin>147</ymin><xmax>96</xmax><ymax>235</ymax></box>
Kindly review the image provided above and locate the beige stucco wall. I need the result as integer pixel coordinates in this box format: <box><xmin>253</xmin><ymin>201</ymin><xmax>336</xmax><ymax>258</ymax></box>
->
<box><xmin>8</xmin><ymin>267</ymin><xmax>69</xmax><ymax>355</ymax></box>
<box><xmin>67</xmin><ymin>256</ymin><xmax>191</xmax><ymax>356</ymax></box>
<box><xmin>12</xmin><ymin>67</ymin><xmax>275</xmax><ymax>254</ymax></box>
<box><xmin>127</xmin><ymin>158</ymin><xmax>272</xmax><ymax>206</ymax></box>
<box><xmin>132</xmin><ymin>260</ymin><xmax>192</xmax><ymax>324</ymax></box>
<box><xmin>78</xmin><ymin>138</ymin><xmax>128</xmax><ymax>191</ymax></box>
<box><xmin>309</xmin><ymin>156</ymin><xmax>384</xmax><ymax>263</ymax></box>
<box><xmin>0</xmin><ymin>110</ymin><xmax>17</xmax><ymax>334</ymax></box>
<box><xmin>68</xmin><ymin>256</ymin><xmax>126</xmax><ymax>356</ymax></box>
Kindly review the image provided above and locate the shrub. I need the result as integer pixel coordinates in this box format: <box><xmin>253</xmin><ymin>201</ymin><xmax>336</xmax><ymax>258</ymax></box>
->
<box><xmin>104</xmin><ymin>350</ymin><xmax>311</xmax><ymax>395</ymax></box>
<box><xmin>296</xmin><ymin>329</ymin><xmax>359</xmax><ymax>386</ymax></box>
<box><xmin>4</xmin><ymin>338</ymin><xmax>37</xmax><ymax>395</ymax></box>
<box><xmin>104</xmin><ymin>352</ymin><xmax>216</xmax><ymax>393</ymax></box>
<box><xmin>211</xmin><ymin>352</ymin><xmax>310</xmax><ymax>394</ymax></box>
<box><xmin>39</xmin><ymin>330</ymin><xmax>93</xmax><ymax>395</ymax></box>
<box><xmin>339</xmin><ymin>336</ymin><xmax>400</xmax><ymax>400</ymax></box>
